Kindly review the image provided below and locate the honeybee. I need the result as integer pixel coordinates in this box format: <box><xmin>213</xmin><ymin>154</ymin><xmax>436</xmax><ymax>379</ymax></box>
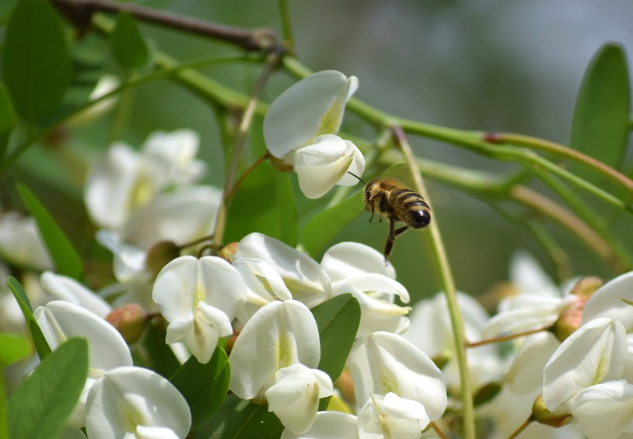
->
<box><xmin>349</xmin><ymin>172</ymin><xmax>431</xmax><ymax>260</ymax></box>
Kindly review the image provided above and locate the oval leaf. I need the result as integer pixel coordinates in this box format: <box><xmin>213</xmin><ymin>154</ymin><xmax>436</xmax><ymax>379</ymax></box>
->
<box><xmin>17</xmin><ymin>185</ymin><xmax>83</xmax><ymax>280</ymax></box>
<box><xmin>194</xmin><ymin>394</ymin><xmax>284</xmax><ymax>439</ymax></box>
<box><xmin>109</xmin><ymin>12</ymin><xmax>150</xmax><ymax>72</ymax></box>
<box><xmin>7</xmin><ymin>338</ymin><xmax>88</xmax><ymax>439</ymax></box>
<box><xmin>225</xmin><ymin>161</ymin><xmax>298</xmax><ymax>246</ymax></box>
<box><xmin>570</xmin><ymin>43</ymin><xmax>630</xmax><ymax>179</ymax></box>
<box><xmin>310</xmin><ymin>293</ymin><xmax>361</xmax><ymax>381</ymax></box>
<box><xmin>7</xmin><ymin>276</ymin><xmax>51</xmax><ymax>359</ymax></box>
<box><xmin>0</xmin><ymin>333</ymin><xmax>31</xmax><ymax>365</ymax></box>
<box><xmin>2</xmin><ymin>0</ymin><xmax>71</xmax><ymax>123</ymax></box>
<box><xmin>300</xmin><ymin>191</ymin><xmax>364</xmax><ymax>257</ymax></box>
<box><xmin>170</xmin><ymin>346</ymin><xmax>231</xmax><ymax>429</ymax></box>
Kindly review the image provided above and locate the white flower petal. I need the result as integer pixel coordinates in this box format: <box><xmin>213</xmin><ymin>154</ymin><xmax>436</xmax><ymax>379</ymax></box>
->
<box><xmin>280</xmin><ymin>412</ymin><xmax>359</xmax><ymax>439</ymax></box>
<box><xmin>229</xmin><ymin>300</ymin><xmax>321</xmax><ymax>400</ymax></box>
<box><xmin>358</xmin><ymin>393</ymin><xmax>429</xmax><ymax>439</ymax></box>
<box><xmin>509</xmin><ymin>250</ymin><xmax>561</xmax><ymax>298</ymax></box>
<box><xmin>152</xmin><ymin>255</ymin><xmax>246</xmax><ymax>363</ymax></box>
<box><xmin>136</xmin><ymin>425</ymin><xmax>180</xmax><ymax>439</ymax></box>
<box><xmin>121</xmin><ymin>185</ymin><xmax>222</xmax><ymax>250</ymax></box>
<box><xmin>583</xmin><ymin>271</ymin><xmax>633</xmax><ymax>330</ymax></box>
<box><xmin>40</xmin><ymin>272</ymin><xmax>112</xmax><ymax>318</ymax></box>
<box><xmin>85</xmin><ymin>143</ymin><xmax>153</xmax><ymax>230</ymax></box>
<box><xmin>266</xmin><ymin>364</ymin><xmax>334</xmax><ymax>434</ymax></box>
<box><xmin>292</xmin><ymin>136</ymin><xmax>362</xmax><ymax>199</ymax></box>
<box><xmin>235</xmin><ymin>233</ymin><xmax>331</xmax><ymax>307</ymax></box>
<box><xmin>321</xmin><ymin>242</ymin><xmax>396</xmax><ymax>281</ymax></box>
<box><xmin>34</xmin><ymin>301</ymin><xmax>132</xmax><ymax>372</ymax></box>
<box><xmin>505</xmin><ymin>332</ymin><xmax>559</xmax><ymax>393</ymax></box>
<box><xmin>0</xmin><ymin>213</ymin><xmax>52</xmax><ymax>270</ymax></box>
<box><xmin>543</xmin><ymin>317</ymin><xmax>628</xmax><ymax>413</ymax></box>
<box><xmin>348</xmin><ymin>332</ymin><xmax>446</xmax><ymax>420</ymax></box>
<box><xmin>264</xmin><ymin>71</ymin><xmax>357</xmax><ymax>159</ymax></box>
<box><xmin>334</xmin><ymin>274</ymin><xmax>409</xmax><ymax>303</ymax></box>
<box><xmin>85</xmin><ymin>366</ymin><xmax>191</xmax><ymax>439</ymax></box>
<box><xmin>335</xmin><ymin>142</ymin><xmax>365</xmax><ymax>187</ymax></box>
<box><xmin>570</xmin><ymin>380</ymin><xmax>633</xmax><ymax>439</ymax></box>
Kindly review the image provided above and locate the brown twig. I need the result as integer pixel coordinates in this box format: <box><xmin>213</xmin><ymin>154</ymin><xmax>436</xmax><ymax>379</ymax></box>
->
<box><xmin>51</xmin><ymin>0</ymin><xmax>279</xmax><ymax>51</ymax></box>
<box><xmin>467</xmin><ymin>325</ymin><xmax>551</xmax><ymax>348</ymax></box>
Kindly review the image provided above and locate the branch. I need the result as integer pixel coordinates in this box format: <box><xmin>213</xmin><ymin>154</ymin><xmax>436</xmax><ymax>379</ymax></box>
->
<box><xmin>51</xmin><ymin>0</ymin><xmax>279</xmax><ymax>52</ymax></box>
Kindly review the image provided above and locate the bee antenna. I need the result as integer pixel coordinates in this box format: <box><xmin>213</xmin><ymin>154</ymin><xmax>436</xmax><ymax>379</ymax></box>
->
<box><xmin>347</xmin><ymin>171</ymin><xmax>367</xmax><ymax>185</ymax></box>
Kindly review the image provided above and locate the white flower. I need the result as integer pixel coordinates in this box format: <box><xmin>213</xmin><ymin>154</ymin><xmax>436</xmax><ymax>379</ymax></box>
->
<box><xmin>264</xmin><ymin>70</ymin><xmax>358</xmax><ymax>159</ymax></box>
<box><xmin>229</xmin><ymin>300</ymin><xmax>321</xmax><ymax>401</ymax></box>
<box><xmin>34</xmin><ymin>301</ymin><xmax>133</xmax><ymax>427</ymax></box>
<box><xmin>84</xmin><ymin>130</ymin><xmax>206</xmax><ymax>230</ymax></box>
<box><xmin>265</xmin><ymin>363</ymin><xmax>334</xmax><ymax>434</ymax></box>
<box><xmin>40</xmin><ymin>271</ymin><xmax>112</xmax><ymax>318</ymax></box>
<box><xmin>280</xmin><ymin>412</ymin><xmax>359</xmax><ymax>439</ymax></box>
<box><xmin>570</xmin><ymin>380</ymin><xmax>633</xmax><ymax>439</ymax></box>
<box><xmin>504</xmin><ymin>331</ymin><xmax>559</xmax><ymax>393</ymax></box>
<box><xmin>357</xmin><ymin>393</ymin><xmax>430</xmax><ymax>439</ymax></box>
<box><xmin>263</xmin><ymin>70</ymin><xmax>364</xmax><ymax>199</ymax></box>
<box><xmin>322</xmin><ymin>242</ymin><xmax>409</xmax><ymax>336</ymax></box>
<box><xmin>120</xmin><ymin>185</ymin><xmax>222</xmax><ymax>250</ymax></box>
<box><xmin>290</xmin><ymin>134</ymin><xmax>365</xmax><ymax>199</ymax></box>
<box><xmin>234</xmin><ymin>233</ymin><xmax>332</xmax><ymax>309</ymax></box>
<box><xmin>347</xmin><ymin>331</ymin><xmax>447</xmax><ymax>420</ymax></box>
<box><xmin>543</xmin><ymin>317</ymin><xmax>628</xmax><ymax>414</ymax></box>
<box><xmin>232</xmin><ymin>258</ymin><xmax>293</xmax><ymax>323</ymax></box>
<box><xmin>0</xmin><ymin>213</ymin><xmax>52</xmax><ymax>270</ymax></box>
<box><xmin>509</xmin><ymin>250</ymin><xmax>562</xmax><ymax>299</ymax></box>
<box><xmin>152</xmin><ymin>255</ymin><xmax>246</xmax><ymax>364</ymax></box>
<box><xmin>85</xmin><ymin>366</ymin><xmax>191</xmax><ymax>439</ymax></box>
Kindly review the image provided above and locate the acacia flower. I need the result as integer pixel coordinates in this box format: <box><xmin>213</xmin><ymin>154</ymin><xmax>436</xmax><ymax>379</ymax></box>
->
<box><xmin>347</xmin><ymin>331</ymin><xmax>447</xmax><ymax>421</ymax></box>
<box><xmin>35</xmin><ymin>301</ymin><xmax>133</xmax><ymax>427</ymax></box>
<box><xmin>263</xmin><ymin>70</ymin><xmax>364</xmax><ymax>199</ymax></box>
<box><xmin>152</xmin><ymin>255</ymin><xmax>246</xmax><ymax>363</ymax></box>
<box><xmin>233</xmin><ymin>233</ymin><xmax>332</xmax><ymax>311</ymax></box>
<box><xmin>229</xmin><ymin>300</ymin><xmax>331</xmax><ymax>433</ymax></box>
<box><xmin>542</xmin><ymin>317</ymin><xmax>628</xmax><ymax>414</ymax></box>
<box><xmin>85</xmin><ymin>366</ymin><xmax>191</xmax><ymax>439</ymax></box>
<box><xmin>85</xmin><ymin>130</ymin><xmax>206</xmax><ymax>230</ymax></box>
<box><xmin>357</xmin><ymin>393</ymin><xmax>430</xmax><ymax>439</ymax></box>
<box><xmin>280</xmin><ymin>412</ymin><xmax>359</xmax><ymax>439</ymax></box>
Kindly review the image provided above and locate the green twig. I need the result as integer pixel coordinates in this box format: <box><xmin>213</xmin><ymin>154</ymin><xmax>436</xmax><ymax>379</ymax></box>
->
<box><xmin>391</xmin><ymin>126</ymin><xmax>475</xmax><ymax>439</ymax></box>
<box><xmin>212</xmin><ymin>51</ymin><xmax>281</xmax><ymax>250</ymax></box>
<box><xmin>278</xmin><ymin>0</ymin><xmax>294</xmax><ymax>51</ymax></box>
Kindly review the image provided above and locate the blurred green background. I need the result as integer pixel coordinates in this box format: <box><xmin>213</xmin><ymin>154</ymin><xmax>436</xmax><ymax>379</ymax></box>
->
<box><xmin>3</xmin><ymin>0</ymin><xmax>633</xmax><ymax>304</ymax></box>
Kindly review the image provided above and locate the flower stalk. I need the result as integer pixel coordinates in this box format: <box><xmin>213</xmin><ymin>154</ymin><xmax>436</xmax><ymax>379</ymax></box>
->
<box><xmin>391</xmin><ymin>126</ymin><xmax>475</xmax><ymax>439</ymax></box>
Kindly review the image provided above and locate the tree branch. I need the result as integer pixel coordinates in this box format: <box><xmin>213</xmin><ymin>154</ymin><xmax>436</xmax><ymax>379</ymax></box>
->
<box><xmin>51</xmin><ymin>0</ymin><xmax>279</xmax><ymax>52</ymax></box>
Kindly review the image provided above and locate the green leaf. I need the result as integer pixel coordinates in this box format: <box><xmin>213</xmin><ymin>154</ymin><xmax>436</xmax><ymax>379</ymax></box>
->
<box><xmin>570</xmin><ymin>43</ymin><xmax>630</xmax><ymax>179</ymax></box>
<box><xmin>7</xmin><ymin>338</ymin><xmax>88</xmax><ymax>439</ymax></box>
<box><xmin>300</xmin><ymin>191</ymin><xmax>364</xmax><ymax>257</ymax></box>
<box><xmin>17</xmin><ymin>185</ymin><xmax>83</xmax><ymax>279</ymax></box>
<box><xmin>194</xmin><ymin>394</ymin><xmax>284</xmax><ymax>439</ymax></box>
<box><xmin>109</xmin><ymin>12</ymin><xmax>150</xmax><ymax>72</ymax></box>
<box><xmin>0</xmin><ymin>333</ymin><xmax>31</xmax><ymax>365</ymax></box>
<box><xmin>7</xmin><ymin>277</ymin><xmax>51</xmax><ymax>359</ymax></box>
<box><xmin>143</xmin><ymin>322</ymin><xmax>181</xmax><ymax>379</ymax></box>
<box><xmin>311</xmin><ymin>294</ymin><xmax>360</xmax><ymax>381</ymax></box>
<box><xmin>2</xmin><ymin>0</ymin><xmax>71</xmax><ymax>123</ymax></box>
<box><xmin>225</xmin><ymin>161</ymin><xmax>298</xmax><ymax>246</ymax></box>
<box><xmin>170</xmin><ymin>347</ymin><xmax>231</xmax><ymax>429</ymax></box>
<box><xmin>0</xmin><ymin>84</ymin><xmax>16</xmax><ymax>161</ymax></box>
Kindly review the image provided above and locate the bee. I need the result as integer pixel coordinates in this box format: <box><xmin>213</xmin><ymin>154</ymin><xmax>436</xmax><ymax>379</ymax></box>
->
<box><xmin>349</xmin><ymin>172</ymin><xmax>431</xmax><ymax>260</ymax></box>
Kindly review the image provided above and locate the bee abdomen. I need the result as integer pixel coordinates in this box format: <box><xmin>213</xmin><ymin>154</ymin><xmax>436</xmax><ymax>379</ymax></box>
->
<box><xmin>392</xmin><ymin>190</ymin><xmax>431</xmax><ymax>229</ymax></box>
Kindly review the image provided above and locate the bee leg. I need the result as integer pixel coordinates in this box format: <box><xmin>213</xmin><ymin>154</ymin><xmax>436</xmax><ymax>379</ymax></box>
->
<box><xmin>383</xmin><ymin>217</ymin><xmax>397</xmax><ymax>262</ymax></box>
<box><xmin>369</xmin><ymin>209</ymin><xmax>375</xmax><ymax>224</ymax></box>
<box><xmin>395</xmin><ymin>225</ymin><xmax>409</xmax><ymax>237</ymax></box>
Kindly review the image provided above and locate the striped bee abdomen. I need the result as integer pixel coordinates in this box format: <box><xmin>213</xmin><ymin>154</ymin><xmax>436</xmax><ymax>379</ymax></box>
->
<box><xmin>391</xmin><ymin>189</ymin><xmax>431</xmax><ymax>229</ymax></box>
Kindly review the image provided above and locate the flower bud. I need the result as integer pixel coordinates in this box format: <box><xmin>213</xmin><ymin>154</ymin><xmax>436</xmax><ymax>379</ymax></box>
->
<box><xmin>218</xmin><ymin>242</ymin><xmax>239</xmax><ymax>263</ymax></box>
<box><xmin>531</xmin><ymin>395</ymin><xmax>572</xmax><ymax>428</ymax></box>
<box><xmin>145</xmin><ymin>240</ymin><xmax>180</xmax><ymax>277</ymax></box>
<box><xmin>473</xmin><ymin>382</ymin><xmax>502</xmax><ymax>407</ymax></box>
<box><xmin>106</xmin><ymin>304</ymin><xmax>149</xmax><ymax>344</ymax></box>
<box><xmin>570</xmin><ymin>276</ymin><xmax>603</xmax><ymax>303</ymax></box>
<box><xmin>552</xmin><ymin>297</ymin><xmax>584</xmax><ymax>342</ymax></box>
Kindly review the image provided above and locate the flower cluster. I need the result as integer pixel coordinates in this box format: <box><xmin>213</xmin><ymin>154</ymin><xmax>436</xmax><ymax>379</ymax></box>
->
<box><xmin>5</xmin><ymin>70</ymin><xmax>633</xmax><ymax>439</ymax></box>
